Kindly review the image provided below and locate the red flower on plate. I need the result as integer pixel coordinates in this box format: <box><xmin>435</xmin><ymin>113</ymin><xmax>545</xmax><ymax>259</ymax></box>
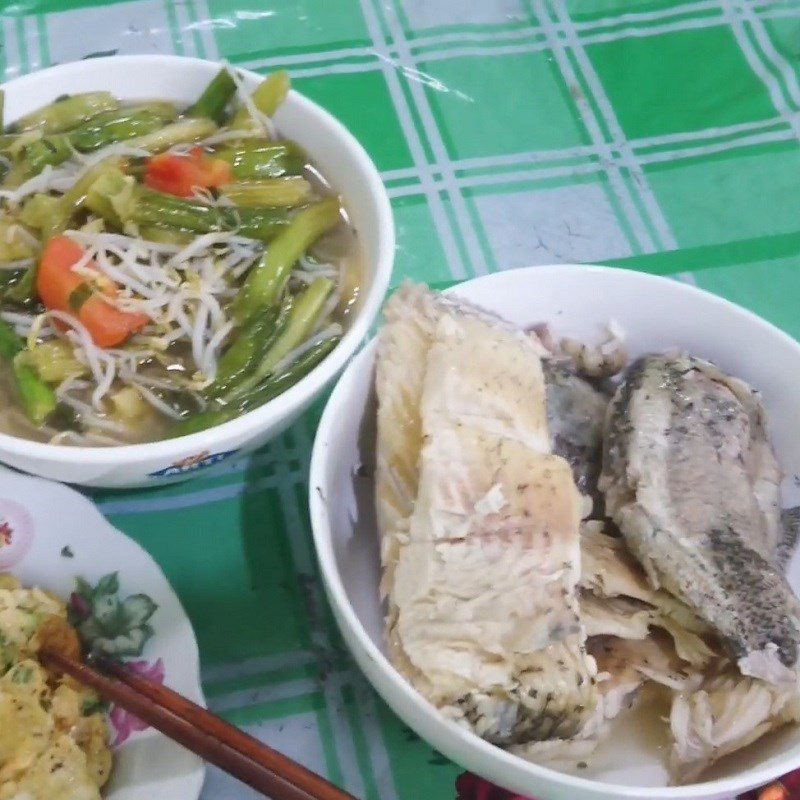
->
<box><xmin>738</xmin><ymin>769</ymin><xmax>800</xmax><ymax>799</ymax></box>
<box><xmin>109</xmin><ymin>658</ymin><xmax>166</xmax><ymax>745</ymax></box>
<box><xmin>0</xmin><ymin>500</ymin><xmax>34</xmax><ymax>570</ymax></box>
<box><xmin>0</xmin><ymin>521</ymin><xmax>11</xmax><ymax>547</ymax></box>
<box><xmin>455</xmin><ymin>773</ymin><xmax>537</xmax><ymax>800</ymax></box>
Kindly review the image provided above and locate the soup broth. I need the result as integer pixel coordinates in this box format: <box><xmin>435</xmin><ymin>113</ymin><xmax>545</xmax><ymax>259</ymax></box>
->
<box><xmin>0</xmin><ymin>66</ymin><xmax>361</xmax><ymax>445</ymax></box>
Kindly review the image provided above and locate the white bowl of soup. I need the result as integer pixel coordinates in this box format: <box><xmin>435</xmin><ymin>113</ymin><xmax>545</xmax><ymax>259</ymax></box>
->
<box><xmin>0</xmin><ymin>55</ymin><xmax>393</xmax><ymax>487</ymax></box>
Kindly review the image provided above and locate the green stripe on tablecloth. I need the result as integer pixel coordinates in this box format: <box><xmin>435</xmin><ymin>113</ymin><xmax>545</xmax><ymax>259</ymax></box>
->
<box><xmin>604</xmin><ymin>230</ymin><xmax>800</xmax><ymax>277</ymax></box>
<box><xmin>205</xmin><ymin>662</ymin><xmax>319</xmax><ymax>699</ymax></box>
<box><xmin>163</xmin><ymin>0</ymin><xmax>185</xmax><ymax>55</ymax></box>
<box><xmin>221</xmin><ymin>690</ymin><xmax>324</xmax><ymax>725</ymax></box>
<box><xmin>342</xmin><ymin>683</ymin><xmax>382</xmax><ymax>800</ymax></box>
<box><xmin>183</xmin><ymin>0</ymin><xmax>206</xmax><ymax>58</ymax></box>
<box><xmin>316</xmin><ymin>697</ymin><xmax>346</xmax><ymax>788</ymax></box>
<box><xmin>35</xmin><ymin>14</ymin><xmax>50</xmax><ymax>67</ymax></box>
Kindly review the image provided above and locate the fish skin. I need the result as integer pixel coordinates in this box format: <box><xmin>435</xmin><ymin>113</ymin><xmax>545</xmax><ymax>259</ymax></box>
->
<box><xmin>543</xmin><ymin>360</ymin><xmax>608</xmax><ymax>512</ymax></box>
<box><xmin>779</xmin><ymin>507</ymin><xmax>800</xmax><ymax>570</ymax></box>
<box><xmin>669</xmin><ymin>670</ymin><xmax>800</xmax><ymax>783</ymax></box>
<box><xmin>600</xmin><ymin>353</ymin><xmax>800</xmax><ymax>684</ymax></box>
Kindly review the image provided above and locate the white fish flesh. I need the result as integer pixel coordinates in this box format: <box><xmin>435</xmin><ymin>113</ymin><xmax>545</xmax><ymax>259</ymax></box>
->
<box><xmin>670</xmin><ymin>670</ymin><xmax>800</xmax><ymax>782</ymax></box>
<box><xmin>377</xmin><ymin>285</ymin><xmax>598</xmax><ymax>745</ymax></box>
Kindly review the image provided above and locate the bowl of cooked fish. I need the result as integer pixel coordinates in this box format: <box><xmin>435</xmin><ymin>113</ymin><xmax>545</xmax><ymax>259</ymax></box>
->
<box><xmin>0</xmin><ymin>54</ymin><xmax>393</xmax><ymax>486</ymax></box>
<box><xmin>309</xmin><ymin>265</ymin><xmax>800</xmax><ymax>800</ymax></box>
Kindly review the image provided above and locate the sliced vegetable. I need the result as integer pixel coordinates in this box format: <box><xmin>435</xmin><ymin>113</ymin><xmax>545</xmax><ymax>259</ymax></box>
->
<box><xmin>12</xmin><ymin>355</ymin><xmax>57</xmax><ymax>424</ymax></box>
<box><xmin>125</xmin><ymin>117</ymin><xmax>217</xmax><ymax>153</ymax></box>
<box><xmin>87</xmin><ymin>166</ymin><xmax>294</xmax><ymax>239</ymax></box>
<box><xmin>138</xmin><ymin>225</ymin><xmax>194</xmax><ymax>246</ymax></box>
<box><xmin>0</xmin><ymin>218</ymin><xmax>38</xmax><ymax>261</ymax></box>
<box><xmin>37</xmin><ymin>235</ymin><xmax>149</xmax><ymax>347</ymax></box>
<box><xmin>175</xmin><ymin>334</ymin><xmax>338</xmax><ymax>436</ymax></box>
<box><xmin>186</xmin><ymin>67</ymin><xmax>237</xmax><ymax>124</ymax></box>
<box><xmin>12</xmin><ymin>92</ymin><xmax>119</xmax><ymax>134</ymax></box>
<box><xmin>233</xmin><ymin>198</ymin><xmax>340</xmax><ymax>321</ymax></box>
<box><xmin>218</xmin><ymin>177</ymin><xmax>311</xmax><ymax>208</ymax></box>
<box><xmin>84</xmin><ymin>168</ymin><xmax>137</xmax><ymax>228</ymax></box>
<box><xmin>0</xmin><ymin>317</ymin><xmax>21</xmax><ymax>360</ymax></box>
<box><xmin>79</xmin><ymin>294</ymin><xmax>149</xmax><ymax>348</ymax></box>
<box><xmin>19</xmin><ymin>339</ymin><xmax>87</xmax><ymax>383</ymax></box>
<box><xmin>229</xmin><ymin>277</ymin><xmax>331</xmax><ymax>398</ymax></box>
<box><xmin>66</xmin><ymin>103</ymin><xmax>177</xmax><ymax>152</ymax></box>
<box><xmin>20</xmin><ymin>134</ymin><xmax>73</xmax><ymax>175</ymax></box>
<box><xmin>134</xmin><ymin>187</ymin><xmax>292</xmax><ymax>239</ymax></box>
<box><xmin>36</xmin><ymin>235</ymin><xmax>85</xmax><ymax>310</ymax></box>
<box><xmin>2</xmin><ymin>216</ymin><xmax>42</xmax><ymax>306</ymax></box>
<box><xmin>0</xmin><ymin>163</ymin><xmax>30</xmax><ymax>191</ymax></box>
<box><xmin>215</xmin><ymin>141</ymin><xmax>305</xmax><ymax>179</ymax></box>
<box><xmin>209</xmin><ymin>296</ymin><xmax>290</xmax><ymax>398</ymax></box>
<box><xmin>0</xmin><ymin>318</ymin><xmax>57</xmax><ymax>425</ymax></box>
<box><xmin>259</xmin><ymin>277</ymin><xmax>332</xmax><ymax>368</ymax></box>
<box><xmin>144</xmin><ymin>147</ymin><xmax>232</xmax><ymax>198</ymax></box>
<box><xmin>20</xmin><ymin>194</ymin><xmax>60</xmax><ymax>231</ymax></box>
<box><xmin>4</xmin><ymin>268</ymin><xmax>37</xmax><ymax>306</ymax></box>
<box><xmin>1</xmin><ymin>131</ymin><xmax>44</xmax><ymax>163</ymax></box>
<box><xmin>230</xmin><ymin>70</ymin><xmax>290</xmax><ymax>129</ymax></box>
<box><xmin>109</xmin><ymin>386</ymin><xmax>149</xmax><ymax>422</ymax></box>
<box><xmin>44</xmin><ymin>158</ymin><xmax>124</xmax><ymax>239</ymax></box>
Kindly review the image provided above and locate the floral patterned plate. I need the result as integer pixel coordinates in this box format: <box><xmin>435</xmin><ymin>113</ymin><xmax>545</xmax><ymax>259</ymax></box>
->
<box><xmin>0</xmin><ymin>467</ymin><xmax>205</xmax><ymax>799</ymax></box>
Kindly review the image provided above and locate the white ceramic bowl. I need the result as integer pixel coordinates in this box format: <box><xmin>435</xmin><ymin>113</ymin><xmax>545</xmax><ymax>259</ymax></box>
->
<box><xmin>309</xmin><ymin>265</ymin><xmax>800</xmax><ymax>800</ymax></box>
<box><xmin>0</xmin><ymin>466</ymin><xmax>205</xmax><ymax>799</ymax></box>
<box><xmin>0</xmin><ymin>55</ymin><xmax>393</xmax><ymax>487</ymax></box>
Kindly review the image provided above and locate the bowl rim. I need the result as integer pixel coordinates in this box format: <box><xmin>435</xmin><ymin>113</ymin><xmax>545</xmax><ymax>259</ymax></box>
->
<box><xmin>309</xmin><ymin>263</ymin><xmax>800</xmax><ymax>799</ymax></box>
<box><xmin>0</xmin><ymin>54</ymin><xmax>394</xmax><ymax>464</ymax></box>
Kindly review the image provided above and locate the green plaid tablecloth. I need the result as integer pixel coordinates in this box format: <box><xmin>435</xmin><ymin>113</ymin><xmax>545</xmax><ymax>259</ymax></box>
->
<box><xmin>2</xmin><ymin>1</ymin><xmax>800</xmax><ymax>797</ymax></box>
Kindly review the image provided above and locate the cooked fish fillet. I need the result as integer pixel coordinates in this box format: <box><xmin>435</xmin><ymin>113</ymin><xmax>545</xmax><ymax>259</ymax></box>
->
<box><xmin>375</xmin><ymin>285</ymin><xmax>550</xmax><ymax>586</ymax></box>
<box><xmin>779</xmin><ymin>507</ymin><xmax>800</xmax><ymax>570</ymax></box>
<box><xmin>581</xmin><ymin>594</ymin><xmax>653</xmax><ymax>640</ymax></box>
<box><xmin>580</xmin><ymin>522</ymin><xmax>653</xmax><ymax>603</ymax></box>
<box><xmin>559</xmin><ymin>323</ymin><xmax>628</xmax><ymax>381</ymax></box>
<box><xmin>576</xmin><ymin>634</ymin><xmax>701</xmax><ymax>745</ymax></box>
<box><xmin>601</xmin><ymin>353</ymin><xmax>800</xmax><ymax>684</ymax></box>
<box><xmin>649</xmin><ymin>594</ymin><xmax>717</xmax><ymax>669</ymax></box>
<box><xmin>669</xmin><ymin>670</ymin><xmax>800</xmax><ymax>783</ymax></box>
<box><xmin>543</xmin><ymin>361</ymin><xmax>608</xmax><ymax>509</ymax></box>
<box><xmin>375</xmin><ymin>284</ymin><xmax>441</xmax><ymax>579</ymax></box>
<box><xmin>580</xmin><ymin>523</ymin><xmax>716</xmax><ymax>668</ymax></box>
<box><xmin>509</xmin><ymin>656</ymin><xmax>643</xmax><ymax>767</ymax></box>
<box><xmin>418</xmin><ymin>311</ymin><xmax>550</xmax><ymax>459</ymax></box>
<box><xmin>391</xmin><ymin>449</ymin><xmax>587</xmax><ymax>663</ymax></box>
<box><xmin>591</xmin><ymin>634</ymin><xmax>703</xmax><ymax>695</ymax></box>
<box><xmin>381</xmin><ymin>291</ymin><xmax>598</xmax><ymax>745</ymax></box>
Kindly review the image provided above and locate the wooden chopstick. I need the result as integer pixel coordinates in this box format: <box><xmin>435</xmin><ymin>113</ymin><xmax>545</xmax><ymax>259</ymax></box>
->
<box><xmin>41</xmin><ymin>649</ymin><xmax>359</xmax><ymax>800</ymax></box>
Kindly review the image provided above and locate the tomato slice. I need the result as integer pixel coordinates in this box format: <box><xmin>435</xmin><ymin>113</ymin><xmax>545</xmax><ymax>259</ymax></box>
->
<box><xmin>37</xmin><ymin>236</ymin><xmax>149</xmax><ymax>348</ymax></box>
<box><xmin>37</xmin><ymin>236</ymin><xmax>85</xmax><ymax>311</ymax></box>
<box><xmin>144</xmin><ymin>147</ymin><xmax>232</xmax><ymax>198</ymax></box>
<box><xmin>78</xmin><ymin>295</ymin><xmax>149</xmax><ymax>348</ymax></box>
